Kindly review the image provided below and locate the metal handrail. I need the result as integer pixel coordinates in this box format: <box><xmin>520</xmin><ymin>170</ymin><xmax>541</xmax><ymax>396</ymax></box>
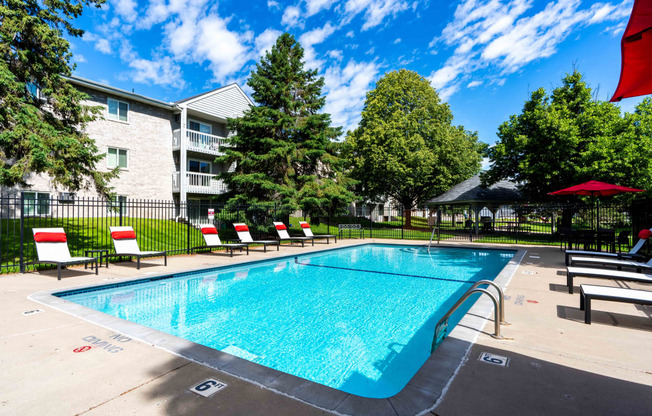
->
<box><xmin>469</xmin><ymin>280</ymin><xmax>508</xmax><ymax>324</ymax></box>
<box><xmin>431</xmin><ymin>282</ymin><xmax>508</xmax><ymax>353</ymax></box>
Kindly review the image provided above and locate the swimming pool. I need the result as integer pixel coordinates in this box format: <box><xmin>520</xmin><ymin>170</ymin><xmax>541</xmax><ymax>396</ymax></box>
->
<box><xmin>55</xmin><ymin>244</ymin><xmax>514</xmax><ymax>399</ymax></box>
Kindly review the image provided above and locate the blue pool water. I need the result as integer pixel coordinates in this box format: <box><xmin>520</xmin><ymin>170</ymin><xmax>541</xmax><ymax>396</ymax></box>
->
<box><xmin>58</xmin><ymin>244</ymin><xmax>514</xmax><ymax>398</ymax></box>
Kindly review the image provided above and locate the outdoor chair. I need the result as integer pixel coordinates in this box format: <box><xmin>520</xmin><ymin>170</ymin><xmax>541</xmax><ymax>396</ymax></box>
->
<box><xmin>298</xmin><ymin>221</ymin><xmax>337</xmax><ymax>243</ymax></box>
<box><xmin>109</xmin><ymin>226</ymin><xmax>167</xmax><ymax>269</ymax></box>
<box><xmin>616</xmin><ymin>230</ymin><xmax>632</xmax><ymax>253</ymax></box>
<box><xmin>29</xmin><ymin>228</ymin><xmax>98</xmax><ymax>280</ymax></box>
<box><xmin>568</xmin><ymin>255</ymin><xmax>652</xmax><ymax>272</ymax></box>
<box><xmin>565</xmin><ymin>266</ymin><xmax>652</xmax><ymax>294</ymax></box>
<box><xmin>580</xmin><ymin>284</ymin><xmax>652</xmax><ymax>324</ymax></box>
<box><xmin>565</xmin><ymin>228</ymin><xmax>650</xmax><ymax>266</ymax></box>
<box><xmin>273</xmin><ymin>222</ymin><xmax>314</xmax><ymax>247</ymax></box>
<box><xmin>233</xmin><ymin>223</ymin><xmax>280</xmax><ymax>252</ymax></box>
<box><xmin>192</xmin><ymin>224</ymin><xmax>248</xmax><ymax>257</ymax></box>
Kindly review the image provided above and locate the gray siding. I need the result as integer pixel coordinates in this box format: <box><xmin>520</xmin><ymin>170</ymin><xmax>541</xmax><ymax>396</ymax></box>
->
<box><xmin>187</xmin><ymin>86</ymin><xmax>250</xmax><ymax>120</ymax></box>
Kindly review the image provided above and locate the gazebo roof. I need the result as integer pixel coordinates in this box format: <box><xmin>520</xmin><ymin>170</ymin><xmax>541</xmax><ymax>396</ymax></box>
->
<box><xmin>426</xmin><ymin>174</ymin><xmax>522</xmax><ymax>206</ymax></box>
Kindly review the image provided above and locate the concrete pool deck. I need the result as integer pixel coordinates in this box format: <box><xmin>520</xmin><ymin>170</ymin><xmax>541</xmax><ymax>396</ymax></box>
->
<box><xmin>1</xmin><ymin>240</ymin><xmax>651</xmax><ymax>415</ymax></box>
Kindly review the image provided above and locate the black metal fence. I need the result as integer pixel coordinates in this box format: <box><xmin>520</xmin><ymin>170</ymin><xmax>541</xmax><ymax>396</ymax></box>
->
<box><xmin>0</xmin><ymin>193</ymin><xmax>648</xmax><ymax>274</ymax></box>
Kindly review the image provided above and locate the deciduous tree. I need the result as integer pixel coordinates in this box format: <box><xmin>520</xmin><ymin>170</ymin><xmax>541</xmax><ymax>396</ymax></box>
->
<box><xmin>344</xmin><ymin>69</ymin><xmax>483</xmax><ymax>227</ymax></box>
<box><xmin>482</xmin><ymin>71</ymin><xmax>652</xmax><ymax>200</ymax></box>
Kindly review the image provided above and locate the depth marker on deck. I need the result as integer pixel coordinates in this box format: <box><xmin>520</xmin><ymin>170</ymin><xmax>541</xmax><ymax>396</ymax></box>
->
<box><xmin>190</xmin><ymin>379</ymin><xmax>228</xmax><ymax>397</ymax></box>
<box><xmin>479</xmin><ymin>352</ymin><xmax>509</xmax><ymax>367</ymax></box>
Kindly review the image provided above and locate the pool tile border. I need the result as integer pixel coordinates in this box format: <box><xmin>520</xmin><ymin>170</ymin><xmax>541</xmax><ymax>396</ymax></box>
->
<box><xmin>29</xmin><ymin>243</ymin><xmax>525</xmax><ymax>416</ymax></box>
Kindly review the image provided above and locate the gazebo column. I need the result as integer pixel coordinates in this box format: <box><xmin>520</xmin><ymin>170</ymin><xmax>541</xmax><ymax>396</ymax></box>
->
<box><xmin>473</xmin><ymin>204</ymin><xmax>481</xmax><ymax>235</ymax></box>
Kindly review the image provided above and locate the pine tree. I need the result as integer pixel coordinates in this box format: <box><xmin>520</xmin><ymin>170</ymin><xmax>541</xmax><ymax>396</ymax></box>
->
<box><xmin>219</xmin><ymin>33</ymin><xmax>354</xmax><ymax>216</ymax></box>
<box><xmin>0</xmin><ymin>0</ymin><xmax>117</xmax><ymax>196</ymax></box>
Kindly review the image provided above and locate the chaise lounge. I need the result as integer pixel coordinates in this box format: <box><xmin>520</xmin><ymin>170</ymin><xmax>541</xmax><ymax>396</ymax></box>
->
<box><xmin>298</xmin><ymin>221</ymin><xmax>337</xmax><ymax>244</ymax></box>
<box><xmin>565</xmin><ymin>228</ymin><xmax>650</xmax><ymax>266</ymax></box>
<box><xmin>192</xmin><ymin>224</ymin><xmax>249</xmax><ymax>257</ymax></box>
<box><xmin>30</xmin><ymin>228</ymin><xmax>98</xmax><ymax>280</ymax></box>
<box><xmin>565</xmin><ymin>266</ymin><xmax>652</xmax><ymax>294</ymax></box>
<box><xmin>273</xmin><ymin>222</ymin><xmax>314</xmax><ymax>247</ymax></box>
<box><xmin>233</xmin><ymin>223</ymin><xmax>280</xmax><ymax>252</ymax></box>
<box><xmin>580</xmin><ymin>284</ymin><xmax>652</xmax><ymax>324</ymax></box>
<box><xmin>109</xmin><ymin>226</ymin><xmax>167</xmax><ymax>269</ymax></box>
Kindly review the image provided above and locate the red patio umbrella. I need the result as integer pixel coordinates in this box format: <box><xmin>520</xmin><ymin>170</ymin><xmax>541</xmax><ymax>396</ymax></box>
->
<box><xmin>548</xmin><ymin>180</ymin><xmax>645</xmax><ymax>197</ymax></box>
<box><xmin>549</xmin><ymin>181</ymin><xmax>645</xmax><ymax>250</ymax></box>
<box><xmin>610</xmin><ymin>0</ymin><xmax>652</xmax><ymax>102</ymax></box>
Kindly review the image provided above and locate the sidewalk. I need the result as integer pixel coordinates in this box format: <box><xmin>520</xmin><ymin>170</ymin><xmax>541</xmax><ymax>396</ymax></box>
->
<box><xmin>1</xmin><ymin>241</ymin><xmax>651</xmax><ymax>416</ymax></box>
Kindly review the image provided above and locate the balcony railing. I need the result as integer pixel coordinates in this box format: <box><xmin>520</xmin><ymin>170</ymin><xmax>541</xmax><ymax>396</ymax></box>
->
<box><xmin>172</xmin><ymin>129</ymin><xmax>229</xmax><ymax>155</ymax></box>
<box><xmin>172</xmin><ymin>172</ymin><xmax>227</xmax><ymax>195</ymax></box>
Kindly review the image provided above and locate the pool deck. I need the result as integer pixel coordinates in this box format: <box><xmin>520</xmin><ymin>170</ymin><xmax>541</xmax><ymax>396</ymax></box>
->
<box><xmin>1</xmin><ymin>239</ymin><xmax>651</xmax><ymax>415</ymax></box>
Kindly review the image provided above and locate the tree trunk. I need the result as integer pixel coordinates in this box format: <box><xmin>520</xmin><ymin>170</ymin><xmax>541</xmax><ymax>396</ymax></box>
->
<box><xmin>405</xmin><ymin>208</ymin><xmax>412</xmax><ymax>228</ymax></box>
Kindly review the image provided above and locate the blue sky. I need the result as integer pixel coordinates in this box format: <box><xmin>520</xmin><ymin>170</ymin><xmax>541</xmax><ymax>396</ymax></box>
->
<box><xmin>68</xmin><ymin>0</ymin><xmax>645</xmax><ymax>148</ymax></box>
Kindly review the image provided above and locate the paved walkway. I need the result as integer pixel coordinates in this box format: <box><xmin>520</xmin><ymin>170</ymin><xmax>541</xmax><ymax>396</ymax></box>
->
<box><xmin>1</xmin><ymin>240</ymin><xmax>651</xmax><ymax>415</ymax></box>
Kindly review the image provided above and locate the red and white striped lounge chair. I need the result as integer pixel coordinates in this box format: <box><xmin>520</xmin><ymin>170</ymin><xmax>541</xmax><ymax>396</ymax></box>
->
<box><xmin>109</xmin><ymin>226</ymin><xmax>167</xmax><ymax>269</ymax></box>
<box><xmin>273</xmin><ymin>222</ymin><xmax>313</xmax><ymax>247</ymax></box>
<box><xmin>298</xmin><ymin>221</ymin><xmax>337</xmax><ymax>244</ymax></box>
<box><xmin>192</xmin><ymin>224</ymin><xmax>248</xmax><ymax>257</ymax></box>
<box><xmin>233</xmin><ymin>223</ymin><xmax>279</xmax><ymax>252</ymax></box>
<box><xmin>30</xmin><ymin>228</ymin><xmax>98</xmax><ymax>280</ymax></box>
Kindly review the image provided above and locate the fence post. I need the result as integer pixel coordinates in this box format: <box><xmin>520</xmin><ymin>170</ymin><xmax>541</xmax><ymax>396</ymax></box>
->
<box><xmin>119</xmin><ymin>197</ymin><xmax>123</xmax><ymax>226</ymax></box>
<box><xmin>401</xmin><ymin>206</ymin><xmax>404</xmax><ymax>239</ymax></box>
<box><xmin>516</xmin><ymin>206</ymin><xmax>520</xmax><ymax>244</ymax></box>
<box><xmin>19</xmin><ymin>192</ymin><xmax>25</xmax><ymax>274</ymax></box>
<box><xmin>186</xmin><ymin>201</ymin><xmax>191</xmax><ymax>254</ymax></box>
<box><xmin>370</xmin><ymin>212</ymin><xmax>373</xmax><ymax>238</ymax></box>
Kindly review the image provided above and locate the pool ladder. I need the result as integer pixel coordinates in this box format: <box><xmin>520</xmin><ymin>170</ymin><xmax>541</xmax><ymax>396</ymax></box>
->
<box><xmin>427</xmin><ymin>227</ymin><xmax>438</xmax><ymax>253</ymax></box>
<box><xmin>431</xmin><ymin>280</ymin><xmax>509</xmax><ymax>353</ymax></box>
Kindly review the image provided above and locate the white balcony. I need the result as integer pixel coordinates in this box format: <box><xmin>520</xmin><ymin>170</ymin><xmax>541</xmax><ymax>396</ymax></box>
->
<box><xmin>172</xmin><ymin>172</ymin><xmax>227</xmax><ymax>195</ymax></box>
<box><xmin>173</xmin><ymin>129</ymin><xmax>229</xmax><ymax>155</ymax></box>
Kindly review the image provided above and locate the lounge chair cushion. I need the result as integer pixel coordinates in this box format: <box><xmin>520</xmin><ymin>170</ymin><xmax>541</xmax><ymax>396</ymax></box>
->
<box><xmin>201</xmin><ymin>227</ymin><xmax>218</xmax><ymax>234</ymax></box>
<box><xmin>300</xmin><ymin>222</ymin><xmax>310</xmax><ymax>228</ymax></box>
<box><xmin>275</xmin><ymin>224</ymin><xmax>287</xmax><ymax>230</ymax></box>
<box><xmin>34</xmin><ymin>232</ymin><xmax>67</xmax><ymax>243</ymax></box>
<box><xmin>235</xmin><ymin>225</ymin><xmax>249</xmax><ymax>232</ymax></box>
<box><xmin>111</xmin><ymin>230</ymin><xmax>137</xmax><ymax>240</ymax></box>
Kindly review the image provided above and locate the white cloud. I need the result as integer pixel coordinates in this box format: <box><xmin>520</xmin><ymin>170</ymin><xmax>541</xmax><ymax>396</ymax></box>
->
<box><xmin>427</xmin><ymin>0</ymin><xmax>633</xmax><ymax>100</ymax></box>
<box><xmin>299</xmin><ymin>22</ymin><xmax>337</xmax><ymax>69</ymax></box>
<box><xmin>74</xmin><ymin>54</ymin><xmax>87</xmax><ymax>63</ymax></box>
<box><xmin>467</xmin><ymin>80</ymin><xmax>483</xmax><ymax>88</ymax></box>
<box><xmin>282</xmin><ymin>6</ymin><xmax>302</xmax><ymax>27</ymax></box>
<box><xmin>306</xmin><ymin>0</ymin><xmax>338</xmax><ymax>16</ymax></box>
<box><xmin>255</xmin><ymin>29</ymin><xmax>282</xmax><ymax>58</ymax></box>
<box><xmin>346</xmin><ymin>30</ymin><xmax>355</xmax><ymax>37</ymax></box>
<box><xmin>111</xmin><ymin>0</ymin><xmax>139</xmax><ymax>23</ymax></box>
<box><xmin>128</xmin><ymin>56</ymin><xmax>186</xmax><ymax>88</ymax></box>
<box><xmin>323</xmin><ymin>60</ymin><xmax>380</xmax><ymax>134</ymax></box>
<box><xmin>95</xmin><ymin>39</ymin><xmax>112</xmax><ymax>54</ymax></box>
<box><xmin>393</xmin><ymin>37</ymin><xmax>402</xmax><ymax>44</ymax></box>
<box><xmin>327</xmin><ymin>49</ymin><xmax>344</xmax><ymax>60</ymax></box>
<box><xmin>268</xmin><ymin>0</ymin><xmax>280</xmax><ymax>9</ymax></box>
<box><xmin>194</xmin><ymin>16</ymin><xmax>253</xmax><ymax>82</ymax></box>
<box><xmin>344</xmin><ymin>0</ymin><xmax>411</xmax><ymax>30</ymax></box>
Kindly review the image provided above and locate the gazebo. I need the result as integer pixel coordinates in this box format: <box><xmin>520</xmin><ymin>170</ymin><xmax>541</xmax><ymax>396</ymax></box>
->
<box><xmin>426</xmin><ymin>174</ymin><xmax>522</xmax><ymax>235</ymax></box>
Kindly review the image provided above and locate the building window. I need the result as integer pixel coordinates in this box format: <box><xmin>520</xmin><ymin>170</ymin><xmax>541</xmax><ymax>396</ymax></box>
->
<box><xmin>26</xmin><ymin>82</ymin><xmax>41</xmax><ymax>100</ymax></box>
<box><xmin>107</xmin><ymin>98</ymin><xmax>129</xmax><ymax>122</ymax></box>
<box><xmin>107</xmin><ymin>195</ymin><xmax>128</xmax><ymax>215</ymax></box>
<box><xmin>189</xmin><ymin>160</ymin><xmax>211</xmax><ymax>174</ymax></box>
<box><xmin>107</xmin><ymin>147</ymin><xmax>128</xmax><ymax>169</ymax></box>
<box><xmin>23</xmin><ymin>192</ymin><xmax>50</xmax><ymax>216</ymax></box>
<box><xmin>188</xmin><ymin>120</ymin><xmax>212</xmax><ymax>134</ymax></box>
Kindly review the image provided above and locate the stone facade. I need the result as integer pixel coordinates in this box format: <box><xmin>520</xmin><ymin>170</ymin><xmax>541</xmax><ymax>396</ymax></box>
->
<box><xmin>2</xmin><ymin>77</ymin><xmax>251</xmax><ymax>208</ymax></box>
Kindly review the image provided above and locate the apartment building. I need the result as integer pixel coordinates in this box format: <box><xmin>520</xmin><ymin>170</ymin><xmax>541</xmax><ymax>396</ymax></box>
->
<box><xmin>7</xmin><ymin>75</ymin><xmax>252</xmax><ymax>214</ymax></box>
